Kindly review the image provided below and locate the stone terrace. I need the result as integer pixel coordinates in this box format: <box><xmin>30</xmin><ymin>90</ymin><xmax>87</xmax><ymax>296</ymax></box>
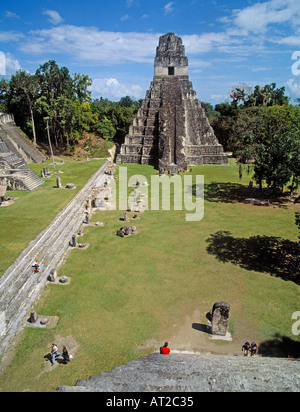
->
<box><xmin>57</xmin><ymin>351</ymin><xmax>300</xmax><ymax>392</ymax></box>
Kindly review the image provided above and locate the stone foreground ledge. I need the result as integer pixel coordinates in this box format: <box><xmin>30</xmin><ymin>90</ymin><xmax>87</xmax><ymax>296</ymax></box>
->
<box><xmin>57</xmin><ymin>352</ymin><xmax>300</xmax><ymax>392</ymax></box>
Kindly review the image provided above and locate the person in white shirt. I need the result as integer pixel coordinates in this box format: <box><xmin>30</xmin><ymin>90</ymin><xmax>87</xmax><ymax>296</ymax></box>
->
<box><xmin>51</xmin><ymin>343</ymin><xmax>60</xmax><ymax>365</ymax></box>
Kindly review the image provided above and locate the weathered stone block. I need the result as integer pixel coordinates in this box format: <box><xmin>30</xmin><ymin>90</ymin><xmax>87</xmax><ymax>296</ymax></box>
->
<box><xmin>48</xmin><ymin>269</ymin><xmax>57</xmax><ymax>282</ymax></box>
<box><xmin>30</xmin><ymin>310</ymin><xmax>38</xmax><ymax>324</ymax></box>
<box><xmin>209</xmin><ymin>302</ymin><xmax>230</xmax><ymax>336</ymax></box>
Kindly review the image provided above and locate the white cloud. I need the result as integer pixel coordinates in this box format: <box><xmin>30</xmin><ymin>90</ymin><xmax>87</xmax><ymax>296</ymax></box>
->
<box><xmin>273</xmin><ymin>30</ymin><xmax>300</xmax><ymax>46</ymax></box>
<box><xmin>4</xmin><ymin>11</ymin><xmax>20</xmax><ymax>20</ymax></box>
<box><xmin>19</xmin><ymin>26</ymin><xmax>159</xmax><ymax>64</ymax></box>
<box><xmin>232</xmin><ymin>0</ymin><xmax>300</xmax><ymax>35</ymax></box>
<box><xmin>16</xmin><ymin>23</ymin><xmax>264</xmax><ymax>68</ymax></box>
<box><xmin>251</xmin><ymin>67</ymin><xmax>269</xmax><ymax>72</ymax></box>
<box><xmin>5</xmin><ymin>53</ymin><xmax>21</xmax><ymax>74</ymax></box>
<box><xmin>286</xmin><ymin>78</ymin><xmax>300</xmax><ymax>97</ymax></box>
<box><xmin>0</xmin><ymin>30</ymin><xmax>24</xmax><ymax>42</ymax></box>
<box><xmin>43</xmin><ymin>10</ymin><xmax>64</xmax><ymax>25</ymax></box>
<box><xmin>164</xmin><ymin>2</ymin><xmax>174</xmax><ymax>15</ymax></box>
<box><xmin>121</xmin><ymin>14</ymin><xmax>130</xmax><ymax>22</ymax></box>
<box><xmin>90</xmin><ymin>78</ymin><xmax>143</xmax><ymax>100</ymax></box>
<box><xmin>7</xmin><ymin>0</ymin><xmax>299</xmax><ymax>81</ymax></box>
<box><xmin>183</xmin><ymin>33</ymin><xmax>232</xmax><ymax>54</ymax></box>
<box><xmin>0</xmin><ymin>53</ymin><xmax>21</xmax><ymax>76</ymax></box>
<box><xmin>18</xmin><ymin>25</ymin><xmax>249</xmax><ymax>66</ymax></box>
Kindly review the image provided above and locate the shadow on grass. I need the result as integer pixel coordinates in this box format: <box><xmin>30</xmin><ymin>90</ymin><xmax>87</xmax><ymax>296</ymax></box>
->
<box><xmin>205</xmin><ymin>182</ymin><xmax>256</xmax><ymax>204</ymax></box>
<box><xmin>192</xmin><ymin>323</ymin><xmax>211</xmax><ymax>335</ymax></box>
<box><xmin>189</xmin><ymin>181</ymin><xmax>293</xmax><ymax>205</ymax></box>
<box><xmin>206</xmin><ymin>231</ymin><xmax>300</xmax><ymax>285</ymax></box>
<box><xmin>259</xmin><ymin>334</ymin><xmax>300</xmax><ymax>358</ymax></box>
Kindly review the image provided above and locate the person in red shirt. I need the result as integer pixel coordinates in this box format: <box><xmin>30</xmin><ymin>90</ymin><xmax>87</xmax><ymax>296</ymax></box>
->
<box><xmin>160</xmin><ymin>342</ymin><xmax>170</xmax><ymax>355</ymax></box>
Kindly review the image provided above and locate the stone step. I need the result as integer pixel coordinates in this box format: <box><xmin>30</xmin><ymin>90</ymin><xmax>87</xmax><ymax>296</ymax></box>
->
<box><xmin>57</xmin><ymin>352</ymin><xmax>300</xmax><ymax>392</ymax></box>
<box><xmin>0</xmin><ymin>122</ymin><xmax>45</xmax><ymax>164</ymax></box>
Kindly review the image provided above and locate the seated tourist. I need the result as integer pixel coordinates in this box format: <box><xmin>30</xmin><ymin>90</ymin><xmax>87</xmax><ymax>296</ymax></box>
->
<box><xmin>250</xmin><ymin>342</ymin><xmax>258</xmax><ymax>356</ymax></box>
<box><xmin>160</xmin><ymin>342</ymin><xmax>170</xmax><ymax>355</ymax></box>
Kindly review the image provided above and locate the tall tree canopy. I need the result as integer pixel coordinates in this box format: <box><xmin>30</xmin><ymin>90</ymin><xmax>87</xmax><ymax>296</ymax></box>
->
<box><xmin>0</xmin><ymin>60</ymin><xmax>142</xmax><ymax>152</ymax></box>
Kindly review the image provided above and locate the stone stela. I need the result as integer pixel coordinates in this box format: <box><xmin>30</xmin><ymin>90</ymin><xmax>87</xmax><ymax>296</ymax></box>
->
<box><xmin>206</xmin><ymin>301</ymin><xmax>231</xmax><ymax>339</ymax></box>
<box><xmin>117</xmin><ymin>32</ymin><xmax>227</xmax><ymax>172</ymax></box>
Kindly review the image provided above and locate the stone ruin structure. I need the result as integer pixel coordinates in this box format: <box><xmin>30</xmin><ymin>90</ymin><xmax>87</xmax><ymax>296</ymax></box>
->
<box><xmin>91</xmin><ymin>185</ymin><xmax>112</xmax><ymax>208</ymax></box>
<box><xmin>117</xmin><ymin>33</ymin><xmax>227</xmax><ymax>171</ymax></box>
<box><xmin>0</xmin><ymin>113</ymin><xmax>45</xmax><ymax>191</ymax></box>
<box><xmin>89</xmin><ymin>163</ymin><xmax>115</xmax><ymax>208</ymax></box>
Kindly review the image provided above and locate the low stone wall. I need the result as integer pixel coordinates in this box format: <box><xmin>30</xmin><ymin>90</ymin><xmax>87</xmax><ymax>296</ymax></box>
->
<box><xmin>0</xmin><ymin>113</ymin><xmax>14</xmax><ymax>125</ymax></box>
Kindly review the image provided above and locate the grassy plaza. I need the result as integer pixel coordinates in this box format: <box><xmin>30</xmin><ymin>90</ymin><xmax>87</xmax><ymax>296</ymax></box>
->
<box><xmin>0</xmin><ymin>158</ymin><xmax>299</xmax><ymax>392</ymax></box>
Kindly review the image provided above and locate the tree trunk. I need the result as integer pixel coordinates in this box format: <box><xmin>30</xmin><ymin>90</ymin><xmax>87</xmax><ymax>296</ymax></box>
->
<box><xmin>30</xmin><ymin>106</ymin><xmax>37</xmax><ymax>146</ymax></box>
<box><xmin>46</xmin><ymin>119</ymin><xmax>55</xmax><ymax>169</ymax></box>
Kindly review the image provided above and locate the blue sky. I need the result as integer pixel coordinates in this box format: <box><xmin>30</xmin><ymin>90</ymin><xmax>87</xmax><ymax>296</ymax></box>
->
<box><xmin>0</xmin><ymin>0</ymin><xmax>300</xmax><ymax>104</ymax></box>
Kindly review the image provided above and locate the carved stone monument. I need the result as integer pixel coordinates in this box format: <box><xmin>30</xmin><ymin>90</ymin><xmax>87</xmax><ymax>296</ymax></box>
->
<box><xmin>71</xmin><ymin>234</ymin><xmax>77</xmax><ymax>248</ymax></box>
<box><xmin>29</xmin><ymin>310</ymin><xmax>38</xmax><ymax>324</ymax></box>
<box><xmin>207</xmin><ymin>301</ymin><xmax>230</xmax><ymax>337</ymax></box>
<box><xmin>48</xmin><ymin>268</ymin><xmax>58</xmax><ymax>283</ymax></box>
<box><xmin>56</xmin><ymin>176</ymin><xmax>62</xmax><ymax>189</ymax></box>
<box><xmin>117</xmin><ymin>32</ymin><xmax>227</xmax><ymax>170</ymax></box>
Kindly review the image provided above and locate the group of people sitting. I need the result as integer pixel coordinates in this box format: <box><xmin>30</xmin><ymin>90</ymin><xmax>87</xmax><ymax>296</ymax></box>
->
<box><xmin>242</xmin><ymin>341</ymin><xmax>258</xmax><ymax>356</ymax></box>
<box><xmin>50</xmin><ymin>343</ymin><xmax>71</xmax><ymax>366</ymax></box>
<box><xmin>161</xmin><ymin>341</ymin><xmax>259</xmax><ymax>357</ymax></box>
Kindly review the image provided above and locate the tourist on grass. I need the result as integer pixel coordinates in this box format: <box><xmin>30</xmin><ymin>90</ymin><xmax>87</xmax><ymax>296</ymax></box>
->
<box><xmin>62</xmin><ymin>346</ymin><xmax>70</xmax><ymax>365</ymax></box>
<box><xmin>51</xmin><ymin>343</ymin><xmax>60</xmax><ymax>366</ymax></box>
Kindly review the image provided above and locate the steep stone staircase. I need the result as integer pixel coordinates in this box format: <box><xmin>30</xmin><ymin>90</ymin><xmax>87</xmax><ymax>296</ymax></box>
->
<box><xmin>0</xmin><ymin>144</ymin><xmax>44</xmax><ymax>192</ymax></box>
<box><xmin>0</xmin><ymin>114</ymin><xmax>45</xmax><ymax>191</ymax></box>
<box><xmin>1</xmin><ymin>167</ymin><xmax>44</xmax><ymax>191</ymax></box>
<box><xmin>0</xmin><ymin>120</ymin><xmax>45</xmax><ymax>164</ymax></box>
<box><xmin>57</xmin><ymin>351</ymin><xmax>300</xmax><ymax>392</ymax></box>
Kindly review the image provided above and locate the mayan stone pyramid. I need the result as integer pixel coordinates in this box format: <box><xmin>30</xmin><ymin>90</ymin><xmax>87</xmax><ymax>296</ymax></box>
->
<box><xmin>117</xmin><ymin>32</ymin><xmax>228</xmax><ymax>171</ymax></box>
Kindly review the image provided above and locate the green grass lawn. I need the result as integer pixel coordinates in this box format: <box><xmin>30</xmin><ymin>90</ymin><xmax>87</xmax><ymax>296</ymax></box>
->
<box><xmin>0</xmin><ymin>159</ymin><xmax>299</xmax><ymax>392</ymax></box>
